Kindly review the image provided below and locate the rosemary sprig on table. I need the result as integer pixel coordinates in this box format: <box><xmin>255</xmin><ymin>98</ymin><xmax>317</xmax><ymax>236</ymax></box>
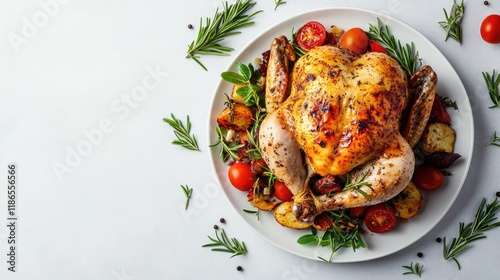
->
<box><xmin>343</xmin><ymin>172</ymin><xmax>373</xmax><ymax>199</ymax></box>
<box><xmin>180</xmin><ymin>185</ymin><xmax>193</xmax><ymax>210</ymax></box>
<box><xmin>243</xmin><ymin>208</ymin><xmax>260</xmax><ymax>220</ymax></box>
<box><xmin>274</xmin><ymin>0</ymin><xmax>286</xmax><ymax>11</ymax></box>
<box><xmin>163</xmin><ymin>114</ymin><xmax>200</xmax><ymax>151</ymax></box>
<box><xmin>402</xmin><ymin>262</ymin><xmax>423</xmax><ymax>277</ymax></box>
<box><xmin>482</xmin><ymin>70</ymin><xmax>500</xmax><ymax>108</ymax></box>
<box><xmin>367</xmin><ymin>18</ymin><xmax>421</xmax><ymax>77</ymax></box>
<box><xmin>186</xmin><ymin>0</ymin><xmax>262</xmax><ymax>71</ymax></box>
<box><xmin>221</xmin><ymin>62</ymin><xmax>265</xmax><ymax>108</ymax></box>
<box><xmin>202</xmin><ymin>228</ymin><xmax>248</xmax><ymax>257</ymax></box>
<box><xmin>439</xmin><ymin>0</ymin><xmax>465</xmax><ymax>43</ymax></box>
<box><xmin>442</xmin><ymin>197</ymin><xmax>500</xmax><ymax>270</ymax></box>
<box><xmin>489</xmin><ymin>131</ymin><xmax>500</xmax><ymax>147</ymax></box>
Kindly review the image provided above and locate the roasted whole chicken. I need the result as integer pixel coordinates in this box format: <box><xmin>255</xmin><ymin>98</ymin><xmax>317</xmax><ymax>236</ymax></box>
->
<box><xmin>259</xmin><ymin>36</ymin><xmax>437</xmax><ymax>226</ymax></box>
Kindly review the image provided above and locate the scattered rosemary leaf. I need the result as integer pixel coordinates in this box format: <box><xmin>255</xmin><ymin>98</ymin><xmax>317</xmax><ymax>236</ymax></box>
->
<box><xmin>402</xmin><ymin>262</ymin><xmax>423</xmax><ymax>277</ymax></box>
<box><xmin>163</xmin><ymin>113</ymin><xmax>200</xmax><ymax>151</ymax></box>
<box><xmin>489</xmin><ymin>131</ymin><xmax>500</xmax><ymax>147</ymax></box>
<box><xmin>186</xmin><ymin>0</ymin><xmax>262</xmax><ymax>71</ymax></box>
<box><xmin>439</xmin><ymin>0</ymin><xmax>465</xmax><ymax>43</ymax></box>
<box><xmin>202</xmin><ymin>228</ymin><xmax>248</xmax><ymax>257</ymax></box>
<box><xmin>243</xmin><ymin>209</ymin><xmax>260</xmax><ymax>220</ymax></box>
<box><xmin>180</xmin><ymin>185</ymin><xmax>193</xmax><ymax>210</ymax></box>
<box><xmin>442</xmin><ymin>197</ymin><xmax>500</xmax><ymax>270</ymax></box>
<box><xmin>274</xmin><ymin>0</ymin><xmax>286</xmax><ymax>11</ymax></box>
<box><xmin>482</xmin><ymin>70</ymin><xmax>500</xmax><ymax>108</ymax></box>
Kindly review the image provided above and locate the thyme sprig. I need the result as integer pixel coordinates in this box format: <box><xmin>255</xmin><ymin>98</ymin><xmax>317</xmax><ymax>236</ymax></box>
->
<box><xmin>210</xmin><ymin>126</ymin><xmax>244</xmax><ymax>162</ymax></box>
<box><xmin>163</xmin><ymin>114</ymin><xmax>200</xmax><ymax>151</ymax></box>
<box><xmin>442</xmin><ymin>197</ymin><xmax>500</xmax><ymax>270</ymax></box>
<box><xmin>439</xmin><ymin>0</ymin><xmax>465</xmax><ymax>43</ymax></box>
<box><xmin>482</xmin><ymin>70</ymin><xmax>500</xmax><ymax>108</ymax></box>
<box><xmin>343</xmin><ymin>172</ymin><xmax>374</xmax><ymax>199</ymax></box>
<box><xmin>186</xmin><ymin>0</ymin><xmax>262</xmax><ymax>71</ymax></box>
<box><xmin>367</xmin><ymin>18</ymin><xmax>421</xmax><ymax>77</ymax></box>
<box><xmin>402</xmin><ymin>262</ymin><xmax>423</xmax><ymax>277</ymax></box>
<box><xmin>221</xmin><ymin>62</ymin><xmax>265</xmax><ymax>108</ymax></box>
<box><xmin>180</xmin><ymin>185</ymin><xmax>193</xmax><ymax>210</ymax></box>
<box><xmin>490</xmin><ymin>131</ymin><xmax>500</xmax><ymax>147</ymax></box>
<box><xmin>202</xmin><ymin>228</ymin><xmax>248</xmax><ymax>257</ymax></box>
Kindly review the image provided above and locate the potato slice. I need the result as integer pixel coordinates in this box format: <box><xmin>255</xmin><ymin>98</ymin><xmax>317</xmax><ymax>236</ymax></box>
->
<box><xmin>422</xmin><ymin>122</ymin><xmax>456</xmax><ymax>153</ymax></box>
<box><xmin>274</xmin><ymin>202</ymin><xmax>311</xmax><ymax>229</ymax></box>
<box><xmin>392</xmin><ymin>182</ymin><xmax>423</xmax><ymax>219</ymax></box>
<box><xmin>216</xmin><ymin>103</ymin><xmax>253</xmax><ymax>131</ymax></box>
<box><xmin>248</xmin><ymin>194</ymin><xmax>278</xmax><ymax>211</ymax></box>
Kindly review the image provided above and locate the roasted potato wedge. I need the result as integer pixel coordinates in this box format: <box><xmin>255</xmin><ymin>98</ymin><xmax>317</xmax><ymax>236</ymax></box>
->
<box><xmin>248</xmin><ymin>194</ymin><xmax>278</xmax><ymax>211</ymax></box>
<box><xmin>216</xmin><ymin>103</ymin><xmax>253</xmax><ymax>131</ymax></box>
<box><xmin>422</xmin><ymin>122</ymin><xmax>456</xmax><ymax>153</ymax></box>
<box><xmin>392</xmin><ymin>182</ymin><xmax>423</xmax><ymax>219</ymax></box>
<box><xmin>274</xmin><ymin>202</ymin><xmax>310</xmax><ymax>229</ymax></box>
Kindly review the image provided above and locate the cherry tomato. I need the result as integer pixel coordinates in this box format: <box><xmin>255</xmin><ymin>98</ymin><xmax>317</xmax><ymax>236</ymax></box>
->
<box><xmin>296</xmin><ymin>21</ymin><xmax>327</xmax><ymax>51</ymax></box>
<box><xmin>480</xmin><ymin>14</ymin><xmax>500</xmax><ymax>44</ymax></box>
<box><xmin>369</xmin><ymin>40</ymin><xmax>387</xmax><ymax>54</ymax></box>
<box><xmin>363</xmin><ymin>204</ymin><xmax>397</xmax><ymax>233</ymax></box>
<box><xmin>413</xmin><ymin>165</ymin><xmax>445</xmax><ymax>191</ymax></box>
<box><xmin>340</xmin><ymin>27</ymin><xmax>369</xmax><ymax>54</ymax></box>
<box><xmin>348</xmin><ymin>206</ymin><xmax>367</xmax><ymax>219</ymax></box>
<box><xmin>228</xmin><ymin>162</ymin><xmax>255</xmax><ymax>191</ymax></box>
<box><xmin>273</xmin><ymin>181</ymin><xmax>293</xmax><ymax>201</ymax></box>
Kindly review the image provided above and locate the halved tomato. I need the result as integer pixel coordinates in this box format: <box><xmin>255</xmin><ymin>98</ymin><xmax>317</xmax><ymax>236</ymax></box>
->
<box><xmin>363</xmin><ymin>204</ymin><xmax>397</xmax><ymax>233</ymax></box>
<box><xmin>295</xmin><ymin>21</ymin><xmax>327</xmax><ymax>51</ymax></box>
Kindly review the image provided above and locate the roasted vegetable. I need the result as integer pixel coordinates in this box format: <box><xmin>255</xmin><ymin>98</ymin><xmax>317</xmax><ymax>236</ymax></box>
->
<box><xmin>274</xmin><ymin>202</ymin><xmax>310</xmax><ymax>229</ymax></box>
<box><xmin>425</xmin><ymin>152</ymin><xmax>461</xmax><ymax>168</ymax></box>
<box><xmin>217</xmin><ymin>103</ymin><xmax>253</xmax><ymax>131</ymax></box>
<box><xmin>392</xmin><ymin>182</ymin><xmax>423</xmax><ymax>219</ymax></box>
<box><xmin>422</xmin><ymin>122</ymin><xmax>456</xmax><ymax>153</ymax></box>
<box><xmin>231</xmin><ymin>84</ymin><xmax>246</xmax><ymax>104</ymax></box>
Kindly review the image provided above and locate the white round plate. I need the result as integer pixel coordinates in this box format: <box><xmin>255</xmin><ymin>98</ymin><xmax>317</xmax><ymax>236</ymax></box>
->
<box><xmin>207</xmin><ymin>8</ymin><xmax>473</xmax><ymax>262</ymax></box>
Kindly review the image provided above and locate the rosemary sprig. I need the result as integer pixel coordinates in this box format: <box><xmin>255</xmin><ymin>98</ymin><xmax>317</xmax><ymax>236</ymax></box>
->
<box><xmin>202</xmin><ymin>228</ymin><xmax>248</xmax><ymax>257</ymax></box>
<box><xmin>442</xmin><ymin>197</ymin><xmax>500</xmax><ymax>270</ymax></box>
<box><xmin>402</xmin><ymin>262</ymin><xmax>423</xmax><ymax>277</ymax></box>
<box><xmin>490</xmin><ymin>131</ymin><xmax>500</xmax><ymax>147</ymax></box>
<box><xmin>367</xmin><ymin>18</ymin><xmax>421</xmax><ymax>77</ymax></box>
<box><xmin>439</xmin><ymin>0</ymin><xmax>465</xmax><ymax>43</ymax></box>
<box><xmin>180</xmin><ymin>185</ymin><xmax>193</xmax><ymax>210</ymax></box>
<box><xmin>243</xmin><ymin>208</ymin><xmax>260</xmax><ymax>220</ymax></box>
<box><xmin>210</xmin><ymin>126</ymin><xmax>244</xmax><ymax>162</ymax></box>
<box><xmin>274</xmin><ymin>0</ymin><xmax>286</xmax><ymax>11</ymax></box>
<box><xmin>186</xmin><ymin>0</ymin><xmax>262</xmax><ymax>70</ymax></box>
<box><xmin>221</xmin><ymin>62</ymin><xmax>265</xmax><ymax>108</ymax></box>
<box><xmin>343</xmin><ymin>172</ymin><xmax>374</xmax><ymax>199</ymax></box>
<box><xmin>163</xmin><ymin>114</ymin><xmax>200</xmax><ymax>151</ymax></box>
<box><xmin>482</xmin><ymin>70</ymin><xmax>500</xmax><ymax>108</ymax></box>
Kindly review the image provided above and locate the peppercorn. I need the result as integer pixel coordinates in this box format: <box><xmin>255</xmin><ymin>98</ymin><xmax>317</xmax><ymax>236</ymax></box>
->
<box><xmin>436</xmin><ymin>237</ymin><xmax>442</xmax><ymax>243</ymax></box>
<box><xmin>496</xmin><ymin>191</ymin><xmax>500</xmax><ymax>197</ymax></box>
<box><xmin>188</xmin><ymin>24</ymin><xmax>193</xmax><ymax>29</ymax></box>
<box><xmin>484</xmin><ymin>1</ymin><xmax>489</xmax><ymax>5</ymax></box>
<box><xmin>237</xmin><ymin>266</ymin><xmax>243</xmax><ymax>271</ymax></box>
<box><xmin>417</xmin><ymin>252</ymin><xmax>423</xmax><ymax>258</ymax></box>
<box><xmin>214</xmin><ymin>224</ymin><xmax>219</xmax><ymax>230</ymax></box>
<box><xmin>220</xmin><ymin>217</ymin><xmax>226</xmax><ymax>223</ymax></box>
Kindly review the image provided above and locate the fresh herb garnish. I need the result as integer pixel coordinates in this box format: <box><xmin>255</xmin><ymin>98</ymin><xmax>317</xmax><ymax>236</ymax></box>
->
<box><xmin>402</xmin><ymin>262</ymin><xmax>424</xmax><ymax>277</ymax></box>
<box><xmin>439</xmin><ymin>0</ymin><xmax>465</xmax><ymax>43</ymax></box>
<box><xmin>489</xmin><ymin>131</ymin><xmax>500</xmax><ymax>147</ymax></box>
<box><xmin>343</xmin><ymin>172</ymin><xmax>373</xmax><ymax>199</ymax></box>
<box><xmin>482</xmin><ymin>70</ymin><xmax>500</xmax><ymax>108</ymax></box>
<box><xmin>243</xmin><ymin>208</ymin><xmax>260</xmax><ymax>220</ymax></box>
<box><xmin>367</xmin><ymin>18</ymin><xmax>421</xmax><ymax>77</ymax></box>
<box><xmin>221</xmin><ymin>62</ymin><xmax>265</xmax><ymax>108</ymax></box>
<box><xmin>291</xmin><ymin>27</ymin><xmax>307</xmax><ymax>58</ymax></box>
<box><xmin>186</xmin><ymin>0</ymin><xmax>262</xmax><ymax>71</ymax></box>
<box><xmin>441</xmin><ymin>96</ymin><xmax>459</xmax><ymax>110</ymax></box>
<box><xmin>274</xmin><ymin>0</ymin><xmax>286</xmax><ymax>11</ymax></box>
<box><xmin>163</xmin><ymin>114</ymin><xmax>200</xmax><ymax>151</ymax></box>
<box><xmin>180</xmin><ymin>185</ymin><xmax>193</xmax><ymax>210</ymax></box>
<box><xmin>210</xmin><ymin>126</ymin><xmax>245</xmax><ymax>162</ymax></box>
<box><xmin>297</xmin><ymin>212</ymin><xmax>365</xmax><ymax>262</ymax></box>
<box><xmin>442</xmin><ymin>197</ymin><xmax>500</xmax><ymax>270</ymax></box>
<box><xmin>202</xmin><ymin>228</ymin><xmax>248</xmax><ymax>257</ymax></box>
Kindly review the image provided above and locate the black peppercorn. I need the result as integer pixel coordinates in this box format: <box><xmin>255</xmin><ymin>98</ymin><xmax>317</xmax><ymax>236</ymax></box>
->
<box><xmin>188</xmin><ymin>24</ymin><xmax>193</xmax><ymax>29</ymax></box>
<box><xmin>496</xmin><ymin>191</ymin><xmax>500</xmax><ymax>197</ymax></box>
<box><xmin>237</xmin><ymin>266</ymin><xmax>243</xmax><ymax>271</ymax></box>
<box><xmin>214</xmin><ymin>224</ymin><xmax>219</xmax><ymax>230</ymax></box>
<box><xmin>220</xmin><ymin>218</ymin><xmax>226</xmax><ymax>223</ymax></box>
<box><xmin>417</xmin><ymin>252</ymin><xmax>423</xmax><ymax>258</ymax></box>
<box><xmin>436</xmin><ymin>237</ymin><xmax>442</xmax><ymax>243</ymax></box>
<box><xmin>484</xmin><ymin>1</ymin><xmax>489</xmax><ymax>5</ymax></box>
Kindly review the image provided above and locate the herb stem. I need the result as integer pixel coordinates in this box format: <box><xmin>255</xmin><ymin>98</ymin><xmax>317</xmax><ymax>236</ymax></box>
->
<box><xmin>163</xmin><ymin>114</ymin><xmax>200</xmax><ymax>151</ymax></box>
<box><xmin>482</xmin><ymin>70</ymin><xmax>500</xmax><ymax>108</ymax></box>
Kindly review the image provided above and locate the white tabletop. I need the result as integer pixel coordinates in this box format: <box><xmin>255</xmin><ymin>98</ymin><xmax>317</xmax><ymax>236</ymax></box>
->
<box><xmin>2</xmin><ymin>1</ymin><xmax>500</xmax><ymax>279</ymax></box>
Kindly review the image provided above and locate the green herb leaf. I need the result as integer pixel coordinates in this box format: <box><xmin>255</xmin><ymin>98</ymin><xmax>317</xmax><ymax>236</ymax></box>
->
<box><xmin>402</xmin><ymin>262</ymin><xmax>423</xmax><ymax>277</ymax></box>
<box><xmin>202</xmin><ymin>228</ymin><xmax>248</xmax><ymax>258</ymax></box>
<box><xmin>180</xmin><ymin>185</ymin><xmax>193</xmax><ymax>210</ymax></box>
<box><xmin>297</xmin><ymin>234</ymin><xmax>318</xmax><ymax>245</ymax></box>
<box><xmin>482</xmin><ymin>70</ymin><xmax>500</xmax><ymax>108</ymax></box>
<box><xmin>438</xmin><ymin>0</ymin><xmax>464</xmax><ymax>43</ymax></box>
<box><xmin>489</xmin><ymin>131</ymin><xmax>500</xmax><ymax>147</ymax></box>
<box><xmin>163</xmin><ymin>114</ymin><xmax>200</xmax><ymax>151</ymax></box>
<box><xmin>274</xmin><ymin>0</ymin><xmax>286</xmax><ymax>11</ymax></box>
<box><xmin>221</xmin><ymin>72</ymin><xmax>246</xmax><ymax>84</ymax></box>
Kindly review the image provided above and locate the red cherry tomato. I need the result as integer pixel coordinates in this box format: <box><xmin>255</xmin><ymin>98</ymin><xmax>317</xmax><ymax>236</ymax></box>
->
<box><xmin>340</xmin><ymin>27</ymin><xmax>369</xmax><ymax>54</ymax></box>
<box><xmin>413</xmin><ymin>165</ymin><xmax>445</xmax><ymax>191</ymax></box>
<box><xmin>295</xmin><ymin>21</ymin><xmax>327</xmax><ymax>51</ymax></box>
<box><xmin>363</xmin><ymin>204</ymin><xmax>397</xmax><ymax>233</ymax></box>
<box><xmin>480</xmin><ymin>14</ymin><xmax>500</xmax><ymax>44</ymax></box>
<box><xmin>273</xmin><ymin>181</ymin><xmax>293</xmax><ymax>201</ymax></box>
<box><xmin>348</xmin><ymin>206</ymin><xmax>367</xmax><ymax>219</ymax></box>
<box><xmin>228</xmin><ymin>162</ymin><xmax>255</xmax><ymax>191</ymax></box>
<box><xmin>369</xmin><ymin>40</ymin><xmax>387</xmax><ymax>54</ymax></box>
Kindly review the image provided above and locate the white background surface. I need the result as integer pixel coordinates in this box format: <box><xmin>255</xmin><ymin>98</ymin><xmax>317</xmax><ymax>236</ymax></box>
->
<box><xmin>1</xmin><ymin>0</ymin><xmax>500</xmax><ymax>279</ymax></box>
